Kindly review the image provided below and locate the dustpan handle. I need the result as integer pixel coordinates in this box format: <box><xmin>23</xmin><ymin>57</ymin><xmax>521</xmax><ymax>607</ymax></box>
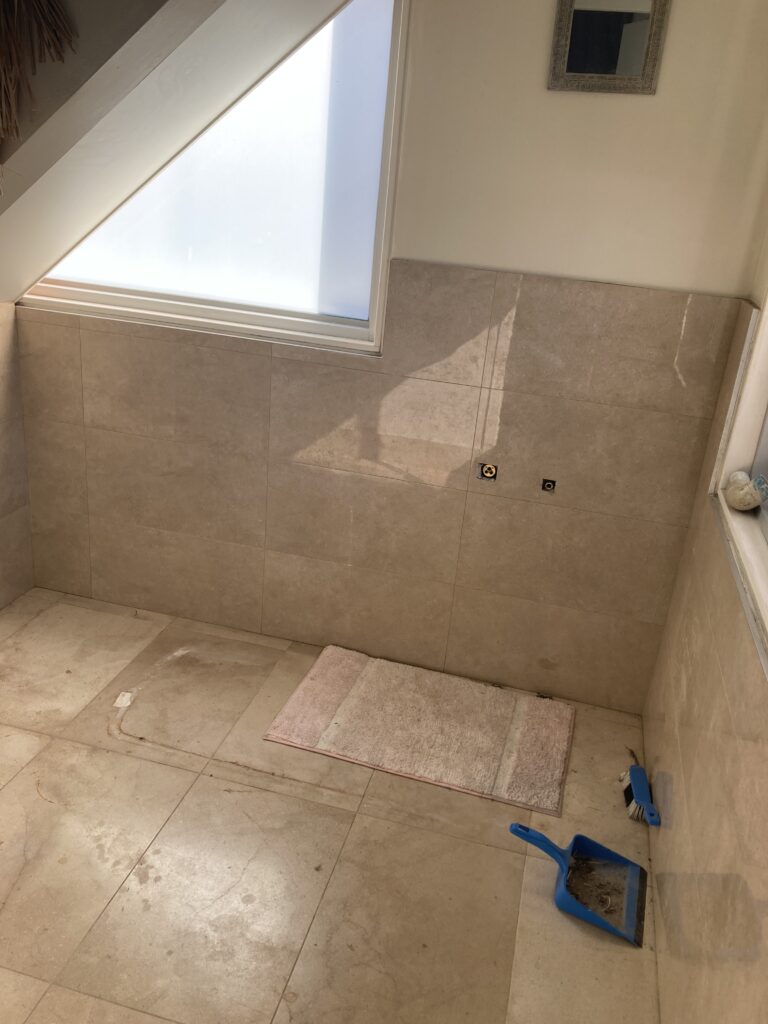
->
<box><xmin>509</xmin><ymin>824</ymin><xmax>570</xmax><ymax>874</ymax></box>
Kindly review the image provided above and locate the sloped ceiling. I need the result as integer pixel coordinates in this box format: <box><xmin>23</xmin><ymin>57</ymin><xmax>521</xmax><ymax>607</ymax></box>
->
<box><xmin>0</xmin><ymin>0</ymin><xmax>347</xmax><ymax>302</ymax></box>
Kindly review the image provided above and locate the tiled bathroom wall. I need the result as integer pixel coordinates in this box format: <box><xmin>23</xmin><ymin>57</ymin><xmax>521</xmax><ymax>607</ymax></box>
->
<box><xmin>15</xmin><ymin>259</ymin><xmax>750</xmax><ymax>711</ymax></box>
<box><xmin>644</xmin><ymin>310</ymin><xmax>768</xmax><ymax>1020</ymax></box>
<box><xmin>0</xmin><ymin>303</ymin><xmax>32</xmax><ymax>608</ymax></box>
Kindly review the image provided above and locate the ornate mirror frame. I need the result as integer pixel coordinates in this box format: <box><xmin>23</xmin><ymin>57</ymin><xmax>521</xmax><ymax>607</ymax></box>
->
<box><xmin>548</xmin><ymin>0</ymin><xmax>672</xmax><ymax>95</ymax></box>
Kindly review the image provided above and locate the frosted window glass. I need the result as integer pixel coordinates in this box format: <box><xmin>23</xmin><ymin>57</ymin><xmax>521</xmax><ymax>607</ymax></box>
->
<box><xmin>50</xmin><ymin>0</ymin><xmax>394</xmax><ymax>321</ymax></box>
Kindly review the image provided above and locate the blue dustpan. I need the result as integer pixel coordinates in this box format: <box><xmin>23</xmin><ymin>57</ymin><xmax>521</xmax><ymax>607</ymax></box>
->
<box><xmin>510</xmin><ymin>824</ymin><xmax>647</xmax><ymax>947</ymax></box>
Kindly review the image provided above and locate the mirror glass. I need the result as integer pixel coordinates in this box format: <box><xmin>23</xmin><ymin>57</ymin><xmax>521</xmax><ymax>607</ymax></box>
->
<box><xmin>567</xmin><ymin>0</ymin><xmax>653</xmax><ymax>78</ymax></box>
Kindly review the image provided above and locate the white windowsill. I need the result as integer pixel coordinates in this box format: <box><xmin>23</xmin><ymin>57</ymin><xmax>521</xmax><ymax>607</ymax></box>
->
<box><xmin>19</xmin><ymin>282</ymin><xmax>381</xmax><ymax>355</ymax></box>
<box><xmin>715</xmin><ymin>494</ymin><xmax>768</xmax><ymax>670</ymax></box>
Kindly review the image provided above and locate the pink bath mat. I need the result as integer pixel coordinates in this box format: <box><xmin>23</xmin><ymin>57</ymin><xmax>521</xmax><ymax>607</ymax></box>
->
<box><xmin>264</xmin><ymin>646</ymin><xmax>575</xmax><ymax>815</ymax></box>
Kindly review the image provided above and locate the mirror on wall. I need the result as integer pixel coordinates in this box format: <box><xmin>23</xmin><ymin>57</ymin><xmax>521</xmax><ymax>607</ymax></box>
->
<box><xmin>549</xmin><ymin>0</ymin><xmax>671</xmax><ymax>94</ymax></box>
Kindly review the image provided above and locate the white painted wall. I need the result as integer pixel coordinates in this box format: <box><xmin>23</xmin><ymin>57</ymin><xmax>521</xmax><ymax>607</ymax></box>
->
<box><xmin>392</xmin><ymin>0</ymin><xmax>768</xmax><ymax>297</ymax></box>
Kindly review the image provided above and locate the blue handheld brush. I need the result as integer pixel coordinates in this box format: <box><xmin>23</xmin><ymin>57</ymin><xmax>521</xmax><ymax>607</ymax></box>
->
<box><xmin>620</xmin><ymin>762</ymin><xmax>661</xmax><ymax>827</ymax></box>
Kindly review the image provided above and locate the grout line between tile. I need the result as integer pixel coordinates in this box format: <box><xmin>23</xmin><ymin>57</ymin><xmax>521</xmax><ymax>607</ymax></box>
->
<box><xmin>270</xmin><ymin>348</ymin><xmax>718</xmax><ymax>422</ymax></box>
<box><xmin>17</xmin><ymin>974</ymin><xmax>51</xmax><ymax>1024</ymax></box>
<box><xmin>267</xmin><ymin>795</ymin><xmax>362</xmax><ymax>1024</ymax></box>
<box><xmin>263</xmin><ymin>541</ymin><xmax>667</xmax><ymax>631</ymax></box>
<box><xmin>78</xmin><ymin>322</ymin><xmax>95</xmax><ymax>599</ymax></box>
<box><xmin>48</xmin><ymin>757</ymin><xmax>205</xmax><ymax>994</ymax></box>
<box><xmin>260</xmin><ymin>346</ymin><xmax>274</xmax><ymax>634</ymax></box>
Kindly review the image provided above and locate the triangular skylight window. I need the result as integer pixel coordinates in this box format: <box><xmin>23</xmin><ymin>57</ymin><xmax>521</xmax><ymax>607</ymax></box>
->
<box><xmin>47</xmin><ymin>0</ymin><xmax>395</xmax><ymax>325</ymax></box>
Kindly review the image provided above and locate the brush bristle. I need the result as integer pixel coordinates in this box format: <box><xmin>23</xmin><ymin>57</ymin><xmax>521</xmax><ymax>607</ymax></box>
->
<box><xmin>622</xmin><ymin>772</ymin><xmax>646</xmax><ymax>821</ymax></box>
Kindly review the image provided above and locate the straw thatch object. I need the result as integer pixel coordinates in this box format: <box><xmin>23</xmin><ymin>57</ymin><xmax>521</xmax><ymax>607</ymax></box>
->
<box><xmin>1</xmin><ymin>0</ymin><xmax>76</xmax><ymax>142</ymax></box>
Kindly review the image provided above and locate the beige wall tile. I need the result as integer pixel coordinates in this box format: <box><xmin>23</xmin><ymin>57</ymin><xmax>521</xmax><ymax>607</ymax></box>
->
<box><xmin>29</xmin><ymin>512</ymin><xmax>91</xmax><ymax>597</ymax></box>
<box><xmin>270</xmin><ymin>358</ymin><xmax>479</xmax><ymax>489</ymax></box>
<box><xmin>0</xmin><ymin>418</ymin><xmax>28</xmax><ymax>518</ymax></box>
<box><xmin>81</xmin><ymin>330</ymin><xmax>177</xmax><ymax>438</ymax></box>
<box><xmin>275</xmin><ymin>261</ymin><xmax>499</xmax><ymax>387</ymax></box>
<box><xmin>377</xmin><ymin>258</ymin><xmax>495</xmax><ymax>384</ymax></box>
<box><xmin>18</xmin><ymin>319</ymin><xmax>83</xmax><ymax>425</ymax></box>
<box><xmin>490</xmin><ymin>274</ymin><xmax>736</xmax><ymax>418</ymax></box>
<box><xmin>471</xmin><ymin>388</ymin><xmax>709</xmax><ymax>525</ymax></box>
<box><xmin>262</xmin><ymin>550</ymin><xmax>453</xmax><ymax>669</ymax></box>
<box><xmin>86</xmin><ymin>428</ymin><xmax>266</xmax><ymax>547</ymax></box>
<box><xmin>59</xmin><ymin>775</ymin><xmax>353</xmax><ymax>1024</ymax></box>
<box><xmin>271</xmin><ymin>815</ymin><xmax>523</xmax><ymax>1024</ymax></box>
<box><xmin>644</xmin><ymin>501</ymin><xmax>768</xmax><ymax>1024</ymax></box>
<box><xmin>81</xmin><ymin>328</ymin><xmax>270</xmax><ymax>451</ymax></box>
<box><xmin>90</xmin><ymin>517</ymin><xmax>263</xmax><ymax>631</ymax></box>
<box><xmin>15</xmin><ymin>306</ymin><xmax>78</xmax><ymax>327</ymax></box>
<box><xmin>446</xmin><ymin>586</ymin><xmax>661</xmax><ymax>711</ymax></box>
<box><xmin>0</xmin><ymin>310</ymin><xmax>22</xmax><ymax>423</ymax></box>
<box><xmin>457</xmin><ymin>492</ymin><xmax>685</xmax><ymax>624</ymax></box>
<box><xmin>0</xmin><ymin>507</ymin><xmax>34</xmax><ymax>609</ymax></box>
<box><xmin>266</xmin><ymin>461</ymin><xmax>465</xmax><ymax>583</ymax></box>
<box><xmin>0</xmin><ymin>740</ymin><xmax>193</xmax><ymax>980</ymax></box>
<box><xmin>78</xmin><ymin>313</ymin><xmax>271</xmax><ymax>356</ymax></box>
<box><xmin>25</xmin><ymin>418</ymin><xmax>87</xmax><ymax>520</ymax></box>
<box><xmin>482</xmin><ymin>270</ymin><xmax>522</xmax><ymax>388</ymax></box>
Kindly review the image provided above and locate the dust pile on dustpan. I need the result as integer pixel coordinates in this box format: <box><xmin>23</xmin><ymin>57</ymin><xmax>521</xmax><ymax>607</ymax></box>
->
<box><xmin>509</xmin><ymin>824</ymin><xmax>648</xmax><ymax>947</ymax></box>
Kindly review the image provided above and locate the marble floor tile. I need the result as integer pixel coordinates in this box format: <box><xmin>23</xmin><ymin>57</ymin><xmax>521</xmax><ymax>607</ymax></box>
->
<box><xmin>0</xmin><ymin>586</ymin><xmax>60</xmax><ymax>644</ymax></box>
<box><xmin>517</xmin><ymin>704</ymin><xmax>651</xmax><ymax>869</ymax></box>
<box><xmin>210</xmin><ymin>644</ymin><xmax>371</xmax><ymax>812</ymax></box>
<box><xmin>505</xmin><ymin>857</ymin><xmax>658</xmax><ymax>1024</ymax></box>
<box><xmin>0</xmin><ymin>724</ymin><xmax>49</xmax><ymax>787</ymax></box>
<box><xmin>0</xmin><ymin>602</ymin><xmax>167</xmax><ymax>731</ymax></box>
<box><xmin>0</xmin><ymin>740</ymin><xmax>193</xmax><ymax>980</ymax></box>
<box><xmin>0</xmin><ymin>965</ymin><xmax>48</xmax><ymax>1023</ymax></box>
<box><xmin>60</xmin><ymin>775</ymin><xmax>353</xmax><ymax>1024</ymax></box>
<box><xmin>61</xmin><ymin>626</ymin><xmax>284</xmax><ymax>772</ymax></box>
<box><xmin>271</xmin><ymin>815</ymin><xmax>524</xmax><ymax>1024</ymax></box>
<box><xmin>27</xmin><ymin>986</ymin><xmax>180</xmax><ymax>1024</ymax></box>
<box><xmin>359</xmin><ymin>770</ymin><xmax>530</xmax><ymax>850</ymax></box>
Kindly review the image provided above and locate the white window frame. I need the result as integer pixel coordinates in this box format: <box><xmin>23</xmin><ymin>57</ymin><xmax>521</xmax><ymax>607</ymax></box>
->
<box><xmin>711</xmin><ymin>300</ymin><xmax>768</xmax><ymax>656</ymax></box>
<box><xmin>20</xmin><ymin>0</ymin><xmax>410</xmax><ymax>355</ymax></box>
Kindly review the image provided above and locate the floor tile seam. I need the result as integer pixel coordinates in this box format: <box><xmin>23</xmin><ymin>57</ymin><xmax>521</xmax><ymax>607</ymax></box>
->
<box><xmin>202</xmin><ymin>760</ymin><xmax>363</xmax><ymax>815</ymax></box>
<box><xmin>266</xmin><ymin>802</ymin><xmax>361</xmax><ymax>1024</ymax></box>
<box><xmin>499</xmin><ymin>843</ymin><xmax>531</xmax><ymax>1018</ymax></box>
<box><xmin>351</xmin><ymin>802</ymin><xmax>528</xmax><ymax>858</ymax></box>
<box><xmin>48</xmin><ymin>766</ymin><xmax>200</xmax><ymax>993</ymax></box>
<box><xmin>0</xmin><ymin>590</ymin><xmax>67</xmax><ymax>646</ymax></box>
<box><xmin>18</xmin><ymin>978</ymin><xmax>51</xmax><ymax>1024</ymax></box>
<box><xmin>204</xmin><ymin>645</ymin><xmax>298</xmax><ymax>767</ymax></box>
<box><xmin>28</xmin><ymin>982</ymin><xmax>188</xmax><ymax>1024</ymax></box>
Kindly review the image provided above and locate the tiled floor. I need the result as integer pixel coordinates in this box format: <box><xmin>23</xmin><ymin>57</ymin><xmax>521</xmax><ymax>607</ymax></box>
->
<box><xmin>0</xmin><ymin>588</ymin><xmax>659</xmax><ymax>1023</ymax></box>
